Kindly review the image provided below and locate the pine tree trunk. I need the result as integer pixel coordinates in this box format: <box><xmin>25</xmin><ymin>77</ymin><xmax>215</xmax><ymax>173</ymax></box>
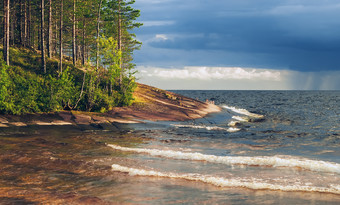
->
<box><xmin>47</xmin><ymin>0</ymin><xmax>52</xmax><ymax>58</ymax></box>
<box><xmin>28</xmin><ymin>0</ymin><xmax>31</xmax><ymax>47</ymax></box>
<box><xmin>96</xmin><ymin>0</ymin><xmax>103</xmax><ymax>72</ymax></box>
<box><xmin>72</xmin><ymin>0</ymin><xmax>76</xmax><ymax>65</ymax></box>
<box><xmin>24</xmin><ymin>0</ymin><xmax>28</xmax><ymax>47</ymax></box>
<box><xmin>118</xmin><ymin>0</ymin><xmax>122</xmax><ymax>85</ymax></box>
<box><xmin>82</xmin><ymin>19</ymin><xmax>85</xmax><ymax>66</ymax></box>
<box><xmin>10</xmin><ymin>8</ymin><xmax>14</xmax><ymax>46</ymax></box>
<box><xmin>4</xmin><ymin>0</ymin><xmax>10</xmax><ymax>65</ymax></box>
<box><xmin>32</xmin><ymin>23</ymin><xmax>35</xmax><ymax>49</ymax></box>
<box><xmin>20</xmin><ymin>0</ymin><xmax>23</xmax><ymax>45</ymax></box>
<box><xmin>38</xmin><ymin>25</ymin><xmax>41</xmax><ymax>50</ymax></box>
<box><xmin>76</xmin><ymin>24</ymin><xmax>80</xmax><ymax>62</ymax></box>
<box><xmin>59</xmin><ymin>0</ymin><xmax>63</xmax><ymax>74</ymax></box>
<box><xmin>117</xmin><ymin>0</ymin><xmax>122</xmax><ymax>51</ymax></box>
<box><xmin>54</xmin><ymin>10</ymin><xmax>58</xmax><ymax>55</ymax></box>
<box><xmin>41</xmin><ymin>0</ymin><xmax>46</xmax><ymax>73</ymax></box>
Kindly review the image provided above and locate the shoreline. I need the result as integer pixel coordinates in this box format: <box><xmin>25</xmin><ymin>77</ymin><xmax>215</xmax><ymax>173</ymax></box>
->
<box><xmin>0</xmin><ymin>86</ymin><xmax>221</xmax><ymax>204</ymax></box>
<box><xmin>0</xmin><ymin>84</ymin><xmax>221</xmax><ymax>129</ymax></box>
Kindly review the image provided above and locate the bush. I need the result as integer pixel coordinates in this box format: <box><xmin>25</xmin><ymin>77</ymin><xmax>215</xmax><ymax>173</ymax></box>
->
<box><xmin>52</xmin><ymin>67</ymin><xmax>79</xmax><ymax>110</ymax></box>
<box><xmin>0</xmin><ymin>63</ymin><xmax>79</xmax><ymax>114</ymax></box>
<box><xmin>0</xmin><ymin>58</ymin><xmax>15</xmax><ymax>113</ymax></box>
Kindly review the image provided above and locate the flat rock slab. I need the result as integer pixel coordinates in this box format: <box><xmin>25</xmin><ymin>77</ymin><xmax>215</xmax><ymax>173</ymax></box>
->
<box><xmin>91</xmin><ymin>115</ymin><xmax>109</xmax><ymax>124</ymax></box>
<box><xmin>58</xmin><ymin>112</ymin><xmax>74</xmax><ymax>122</ymax></box>
<box><xmin>72</xmin><ymin>114</ymin><xmax>92</xmax><ymax>124</ymax></box>
<box><xmin>0</xmin><ymin>123</ymin><xmax>9</xmax><ymax>127</ymax></box>
<box><xmin>32</xmin><ymin>120</ymin><xmax>73</xmax><ymax>126</ymax></box>
<box><xmin>0</xmin><ymin>117</ymin><xmax>9</xmax><ymax>123</ymax></box>
<box><xmin>9</xmin><ymin>122</ymin><xmax>27</xmax><ymax>126</ymax></box>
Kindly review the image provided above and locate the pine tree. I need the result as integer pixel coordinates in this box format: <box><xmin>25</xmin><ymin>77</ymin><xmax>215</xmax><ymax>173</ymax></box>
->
<box><xmin>72</xmin><ymin>0</ymin><xmax>76</xmax><ymax>65</ymax></box>
<box><xmin>47</xmin><ymin>0</ymin><xmax>52</xmax><ymax>58</ymax></box>
<box><xmin>59</xmin><ymin>0</ymin><xmax>63</xmax><ymax>74</ymax></box>
<box><xmin>41</xmin><ymin>0</ymin><xmax>46</xmax><ymax>73</ymax></box>
<box><xmin>102</xmin><ymin>0</ymin><xmax>142</xmax><ymax>84</ymax></box>
<box><xmin>4</xmin><ymin>0</ymin><xmax>10</xmax><ymax>65</ymax></box>
<box><xmin>1</xmin><ymin>0</ymin><xmax>142</xmax><ymax>113</ymax></box>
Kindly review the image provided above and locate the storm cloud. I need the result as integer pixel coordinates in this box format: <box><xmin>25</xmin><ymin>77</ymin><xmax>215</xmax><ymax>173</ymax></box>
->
<box><xmin>134</xmin><ymin>0</ymin><xmax>340</xmax><ymax>71</ymax></box>
<box><xmin>132</xmin><ymin>0</ymin><xmax>340</xmax><ymax>89</ymax></box>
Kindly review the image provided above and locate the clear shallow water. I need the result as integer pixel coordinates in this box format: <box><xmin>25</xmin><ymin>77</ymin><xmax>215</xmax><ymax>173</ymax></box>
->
<box><xmin>2</xmin><ymin>91</ymin><xmax>339</xmax><ymax>204</ymax></box>
<box><xmin>105</xmin><ymin>90</ymin><xmax>340</xmax><ymax>204</ymax></box>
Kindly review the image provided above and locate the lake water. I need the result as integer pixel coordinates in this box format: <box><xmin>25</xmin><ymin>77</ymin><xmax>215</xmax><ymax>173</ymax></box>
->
<box><xmin>1</xmin><ymin>91</ymin><xmax>339</xmax><ymax>204</ymax></box>
<box><xmin>105</xmin><ymin>90</ymin><xmax>340</xmax><ymax>204</ymax></box>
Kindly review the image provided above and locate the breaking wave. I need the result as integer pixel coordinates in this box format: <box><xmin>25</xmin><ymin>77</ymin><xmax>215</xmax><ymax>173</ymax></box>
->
<box><xmin>111</xmin><ymin>164</ymin><xmax>340</xmax><ymax>194</ymax></box>
<box><xmin>223</xmin><ymin>105</ymin><xmax>264</xmax><ymax>119</ymax></box>
<box><xmin>228</xmin><ymin>120</ymin><xmax>241</xmax><ymax>127</ymax></box>
<box><xmin>232</xmin><ymin>116</ymin><xmax>249</xmax><ymax>122</ymax></box>
<box><xmin>108</xmin><ymin>145</ymin><xmax>340</xmax><ymax>174</ymax></box>
<box><xmin>172</xmin><ymin>124</ymin><xmax>240</xmax><ymax>132</ymax></box>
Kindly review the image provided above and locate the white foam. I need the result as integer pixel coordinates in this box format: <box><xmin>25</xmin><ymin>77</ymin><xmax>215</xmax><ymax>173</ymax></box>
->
<box><xmin>223</xmin><ymin>105</ymin><xmax>264</xmax><ymax>118</ymax></box>
<box><xmin>228</xmin><ymin>120</ymin><xmax>240</xmax><ymax>127</ymax></box>
<box><xmin>172</xmin><ymin>124</ymin><xmax>240</xmax><ymax>132</ymax></box>
<box><xmin>111</xmin><ymin>164</ymin><xmax>340</xmax><ymax>195</ymax></box>
<box><xmin>227</xmin><ymin>127</ymin><xmax>241</xmax><ymax>132</ymax></box>
<box><xmin>108</xmin><ymin>145</ymin><xmax>340</xmax><ymax>174</ymax></box>
<box><xmin>232</xmin><ymin>116</ymin><xmax>249</xmax><ymax>122</ymax></box>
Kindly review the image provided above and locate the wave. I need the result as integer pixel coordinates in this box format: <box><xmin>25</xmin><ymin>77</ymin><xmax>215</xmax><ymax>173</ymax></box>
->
<box><xmin>228</xmin><ymin>120</ymin><xmax>242</xmax><ymax>127</ymax></box>
<box><xmin>111</xmin><ymin>164</ymin><xmax>340</xmax><ymax>194</ymax></box>
<box><xmin>108</xmin><ymin>145</ymin><xmax>340</xmax><ymax>174</ymax></box>
<box><xmin>223</xmin><ymin>105</ymin><xmax>264</xmax><ymax>119</ymax></box>
<box><xmin>232</xmin><ymin>116</ymin><xmax>249</xmax><ymax>122</ymax></box>
<box><xmin>172</xmin><ymin>124</ymin><xmax>240</xmax><ymax>132</ymax></box>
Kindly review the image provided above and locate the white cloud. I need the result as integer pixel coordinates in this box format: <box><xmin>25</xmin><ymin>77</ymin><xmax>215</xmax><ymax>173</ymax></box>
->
<box><xmin>136</xmin><ymin>66</ymin><xmax>287</xmax><ymax>90</ymax></box>
<box><xmin>142</xmin><ymin>21</ymin><xmax>175</xmax><ymax>27</ymax></box>
<box><xmin>155</xmin><ymin>34</ymin><xmax>169</xmax><ymax>40</ymax></box>
<box><xmin>136</xmin><ymin>66</ymin><xmax>340</xmax><ymax>90</ymax></box>
<box><xmin>142</xmin><ymin>66</ymin><xmax>281</xmax><ymax>81</ymax></box>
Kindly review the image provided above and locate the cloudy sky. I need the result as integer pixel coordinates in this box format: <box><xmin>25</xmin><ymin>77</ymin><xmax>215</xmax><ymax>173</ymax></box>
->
<box><xmin>132</xmin><ymin>0</ymin><xmax>340</xmax><ymax>90</ymax></box>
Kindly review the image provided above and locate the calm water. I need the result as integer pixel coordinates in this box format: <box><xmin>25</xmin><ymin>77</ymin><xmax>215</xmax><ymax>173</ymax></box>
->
<box><xmin>2</xmin><ymin>91</ymin><xmax>339</xmax><ymax>204</ymax></box>
<box><xmin>106</xmin><ymin>90</ymin><xmax>340</xmax><ymax>204</ymax></box>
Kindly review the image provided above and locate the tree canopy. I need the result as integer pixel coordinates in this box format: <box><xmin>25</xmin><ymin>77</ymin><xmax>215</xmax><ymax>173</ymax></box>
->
<box><xmin>0</xmin><ymin>0</ymin><xmax>142</xmax><ymax>114</ymax></box>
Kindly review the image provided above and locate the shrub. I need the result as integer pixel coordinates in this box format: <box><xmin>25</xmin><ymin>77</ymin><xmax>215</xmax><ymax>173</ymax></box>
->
<box><xmin>0</xmin><ymin>47</ymin><xmax>137</xmax><ymax>115</ymax></box>
<box><xmin>0</xmin><ymin>57</ymin><xmax>15</xmax><ymax>114</ymax></box>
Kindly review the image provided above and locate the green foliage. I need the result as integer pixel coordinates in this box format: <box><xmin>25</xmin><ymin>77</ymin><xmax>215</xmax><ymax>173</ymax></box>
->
<box><xmin>0</xmin><ymin>56</ymin><xmax>15</xmax><ymax>113</ymax></box>
<box><xmin>117</xmin><ymin>74</ymin><xmax>137</xmax><ymax>106</ymax></box>
<box><xmin>48</xmin><ymin>67</ymin><xmax>79</xmax><ymax>110</ymax></box>
<box><xmin>1</xmin><ymin>0</ymin><xmax>142</xmax><ymax>115</ymax></box>
<box><xmin>0</xmin><ymin>48</ymin><xmax>137</xmax><ymax>115</ymax></box>
<box><xmin>97</xmin><ymin>36</ymin><xmax>136</xmax><ymax>107</ymax></box>
<box><xmin>80</xmin><ymin>70</ymin><xmax>116</xmax><ymax>112</ymax></box>
<box><xmin>0</xmin><ymin>55</ymin><xmax>80</xmax><ymax>114</ymax></box>
<box><xmin>98</xmin><ymin>36</ymin><xmax>121</xmax><ymax>89</ymax></box>
<box><xmin>102</xmin><ymin>0</ymin><xmax>142</xmax><ymax>68</ymax></box>
<box><xmin>0</xmin><ymin>64</ymin><xmax>43</xmax><ymax>114</ymax></box>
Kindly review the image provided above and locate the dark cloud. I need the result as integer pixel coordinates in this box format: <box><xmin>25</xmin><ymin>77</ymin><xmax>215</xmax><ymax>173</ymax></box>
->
<box><xmin>133</xmin><ymin>0</ymin><xmax>340</xmax><ymax>72</ymax></box>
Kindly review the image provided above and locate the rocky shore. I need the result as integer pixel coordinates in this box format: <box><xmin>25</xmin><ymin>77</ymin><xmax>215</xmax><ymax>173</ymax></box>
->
<box><xmin>0</xmin><ymin>83</ymin><xmax>221</xmax><ymax>129</ymax></box>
